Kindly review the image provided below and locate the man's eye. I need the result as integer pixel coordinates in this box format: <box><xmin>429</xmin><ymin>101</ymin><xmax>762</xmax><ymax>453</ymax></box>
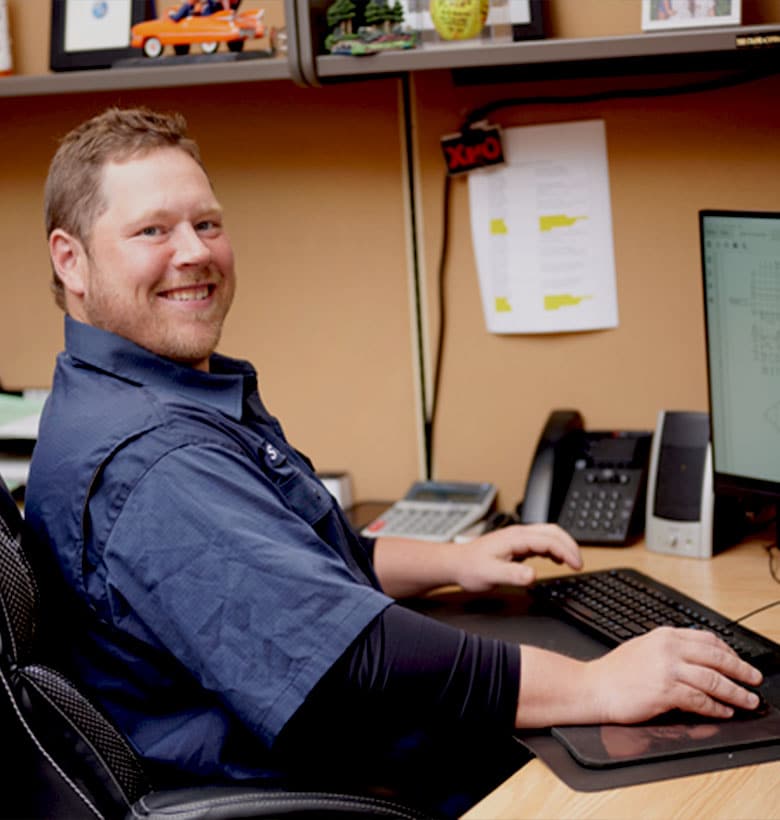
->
<box><xmin>196</xmin><ymin>220</ymin><xmax>220</xmax><ymax>232</ymax></box>
<box><xmin>140</xmin><ymin>226</ymin><xmax>162</xmax><ymax>237</ymax></box>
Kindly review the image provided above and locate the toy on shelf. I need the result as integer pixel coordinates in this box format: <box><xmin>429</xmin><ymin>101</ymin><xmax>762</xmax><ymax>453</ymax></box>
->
<box><xmin>130</xmin><ymin>0</ymin><xmax>268</xmax><ymax>58</ymax></box>
<box><xmin>324</xmin><ymin>0</ymin><xmax>418</xmax><ymax>56</ymax></box>
<box><xmin>429</xmin><ymin>0</ymin><xmax>488</xmax><ymax>40</ymax></box>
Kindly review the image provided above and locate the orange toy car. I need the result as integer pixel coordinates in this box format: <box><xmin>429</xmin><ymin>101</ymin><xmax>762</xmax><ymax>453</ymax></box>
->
<box><xmin>130</xmin><ymin>5</ymin><xmax>266</xmax><ymax>58</ymax></box>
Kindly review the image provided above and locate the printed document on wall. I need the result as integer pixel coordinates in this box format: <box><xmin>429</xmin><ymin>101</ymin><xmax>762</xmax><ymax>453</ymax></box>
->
<box><xmin>468</xmin><ymin>120</ymin><xmax>619</xmax><ymax>334</ymax></box>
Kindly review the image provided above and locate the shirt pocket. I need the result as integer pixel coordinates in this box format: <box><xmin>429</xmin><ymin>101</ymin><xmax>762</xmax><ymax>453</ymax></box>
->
<box><xmin>258</xmin><ymin>440</ymin><xmax>332</xmax><ymax>527</ymax></box>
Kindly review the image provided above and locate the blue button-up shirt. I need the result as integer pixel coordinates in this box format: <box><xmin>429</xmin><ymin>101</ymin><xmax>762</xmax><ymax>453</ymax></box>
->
<box><xmin>26</xmin><ymin>317</ymin><xmax>392</xmax><ymax>781</ymax></box>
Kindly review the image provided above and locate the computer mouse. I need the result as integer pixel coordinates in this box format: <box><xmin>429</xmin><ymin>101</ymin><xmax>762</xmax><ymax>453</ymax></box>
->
<box><xmin>729</xmin><ymin>686</ymin><xmax>771</xmax><ymax>721</ymax></box>
<box><xmin>648</xmin><ymin>687</ymin><xmax>772</xmax><ymax>726</ymax></box>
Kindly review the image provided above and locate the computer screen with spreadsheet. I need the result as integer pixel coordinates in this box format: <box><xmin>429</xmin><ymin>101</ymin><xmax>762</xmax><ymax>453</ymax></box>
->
<box><xmin>700</xmin><ymin>210</ymin><xmax>780</xmax><ymax>531</ymax></box>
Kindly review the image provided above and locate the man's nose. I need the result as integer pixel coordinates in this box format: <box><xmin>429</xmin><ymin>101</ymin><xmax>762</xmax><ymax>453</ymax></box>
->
<box><xmin>173</xmin><ymin>224</ymin><xmax>211</xmax><ymax>265</ymax></box>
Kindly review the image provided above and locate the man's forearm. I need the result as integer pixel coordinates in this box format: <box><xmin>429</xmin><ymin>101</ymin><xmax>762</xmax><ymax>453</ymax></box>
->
<box><xmin>515</xmin><ymin>645</ymin><xmax>594</xmax><ymax>728</ymax></box>
<box><xmin>373</xmin><ymin>536</ymin><xmax>463</xmax><ymax>598</ymax></box>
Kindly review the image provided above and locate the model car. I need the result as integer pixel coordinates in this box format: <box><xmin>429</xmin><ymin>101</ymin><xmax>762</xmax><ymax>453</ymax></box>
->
<box><xmin>130</xmin><ymin>5</ymin><xmax>266</xmax><ymax>58</ymax></box>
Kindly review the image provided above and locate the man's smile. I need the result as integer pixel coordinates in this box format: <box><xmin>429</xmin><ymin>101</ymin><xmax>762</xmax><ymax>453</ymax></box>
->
<box><xmin>159</xmin><ymin>284</ymin><xmax>215</xmax><ymax>302</ymax></box>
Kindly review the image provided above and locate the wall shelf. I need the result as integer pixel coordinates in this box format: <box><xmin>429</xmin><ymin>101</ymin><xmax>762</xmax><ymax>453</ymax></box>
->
<box><xmin>0</xmin><ymin>54</ymin><xmax>291</xmax><ymax>98</ymax></box>
<box><xmin>313</xmin><ymin>24</ymin><xmax>780</xmax><ymax>81</ymax></box>
<box><xmin>1</xmin><ymin>19</ymin><xmax>779</xmax><ymax>97</ymax></box>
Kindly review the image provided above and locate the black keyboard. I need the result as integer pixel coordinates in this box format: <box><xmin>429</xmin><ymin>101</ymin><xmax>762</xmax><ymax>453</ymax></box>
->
<box><xmin>531</xmin><ymin>568</ymin><xmax>780</xmax><ymax>674</ymax></box>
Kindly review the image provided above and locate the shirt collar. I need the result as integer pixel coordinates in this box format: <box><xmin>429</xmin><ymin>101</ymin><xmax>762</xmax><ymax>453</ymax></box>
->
<box><xmin>63</xmin><ymin>315</ymin><xmax>253</xmax><ymax>422</ymax></box>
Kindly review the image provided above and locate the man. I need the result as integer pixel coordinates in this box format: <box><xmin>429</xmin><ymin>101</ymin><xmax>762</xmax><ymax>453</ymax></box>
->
<box><xmin>168</xmin><ymin>0</ymin><xmax>238</xmax><ymax>20</ymax></box>
<box><xmin>168</xmin><ymin>1</ymin><xmax>196</xmax><ymax>21</ymax></box>
<box><xmin>26</xmin><ymin>107</ymin><xmax>763</xmax><ymax>814</ymax></box>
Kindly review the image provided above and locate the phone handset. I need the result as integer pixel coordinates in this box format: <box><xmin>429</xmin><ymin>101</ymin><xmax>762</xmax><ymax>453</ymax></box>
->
<box><xmin>518</xmin><ymin>409</ymin><xmax>584</xmax><ymax>524</ymax></box>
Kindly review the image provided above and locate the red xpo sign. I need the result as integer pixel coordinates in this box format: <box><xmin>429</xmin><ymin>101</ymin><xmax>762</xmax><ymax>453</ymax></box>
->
<box><xmin>441</xmin><ymin>124</ymin><xmax>505</xmax><ymax>176</ymax></box>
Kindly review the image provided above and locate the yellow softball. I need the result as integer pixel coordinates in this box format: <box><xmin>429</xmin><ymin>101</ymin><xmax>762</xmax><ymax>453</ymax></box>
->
<box><xmin>430</xmin><ymin>0</ymin><xmax>489</xmax><ymax>41</ymax></box>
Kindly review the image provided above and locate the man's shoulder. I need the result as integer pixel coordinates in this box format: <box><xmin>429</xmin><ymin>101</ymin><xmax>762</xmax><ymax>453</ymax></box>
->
<box><xmin>26</xmin><ymin>368</ymin><xmax>249</xmax><ymax>543</ymax></box>
<box><xmin>39</xmin><ymin>369</ymin><xmax>165</xmax><ymax>453</ymax></box>
<box><xmin>39</xmin><ymin>371</ymin><xmax>245</xmax><ymax>461</ymax></box>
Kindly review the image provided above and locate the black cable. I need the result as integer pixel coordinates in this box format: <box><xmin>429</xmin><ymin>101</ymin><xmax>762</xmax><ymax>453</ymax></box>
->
<box><xmin>730</xmin><ymin>599</ymin><xmax>780</xmax><ymax>626</ymax></box>
<box><xmin>726</xmin><ymin>540</ymin><xmax>780</xmax><ymax>625</ymax></box>
<box><xmin>424</xmin><ymin>66</ymin><xmax>780</xmax><ymax>478</ymax></box>
<box><xmin>399</xmin><ymin>74</ymin><xmax>430</xmax><ymax>480</ymax></box>
<box><xmin>460</xmin><ymin>67</ymin><xmax>780</xmax><ymax>130</ymax></box>
<box><xmin>425</xmin><ymin>172</ymin><xmax>451</xmax><ymax>478</ymax></box>
<box><xmin>768</xmin><ymin>538</ymin><xmax>780</xmax><ymax>585</ymax></box>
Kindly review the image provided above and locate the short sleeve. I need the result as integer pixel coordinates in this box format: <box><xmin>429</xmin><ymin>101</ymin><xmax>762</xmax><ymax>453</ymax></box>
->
<box><xmin>97</xmin><ymin>442</ymin><xmax>393</xmax><ymax>744</ymax></box>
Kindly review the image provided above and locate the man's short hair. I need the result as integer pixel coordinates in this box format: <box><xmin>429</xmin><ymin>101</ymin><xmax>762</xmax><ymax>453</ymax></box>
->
<box><xmin>44</xmin><ymin>107</ymin><xmax>205</xmax><ymax>310</ymax></box>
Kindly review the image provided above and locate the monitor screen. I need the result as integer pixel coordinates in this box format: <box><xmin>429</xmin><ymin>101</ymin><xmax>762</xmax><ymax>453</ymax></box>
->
<box><xmin>700</xmin><ymin>210</ymin><xmax>780</xmax><ymax>513</ymax></box>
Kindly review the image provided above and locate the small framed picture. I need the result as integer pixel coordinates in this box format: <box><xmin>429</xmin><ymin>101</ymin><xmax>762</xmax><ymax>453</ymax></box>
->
<box><xmin>50</xmin><ymin>0</ymin><xmax>151</xmax><ymax>71</ymax></box>
<box><xmin>642</xmin><ymin>0</ymin><xmax>742</xmax><ymax>31</ymax></box>
<box><xmin>511</xmin><ymin>0</ymin><xmax>545</xmax><ymax>41</ymax></box>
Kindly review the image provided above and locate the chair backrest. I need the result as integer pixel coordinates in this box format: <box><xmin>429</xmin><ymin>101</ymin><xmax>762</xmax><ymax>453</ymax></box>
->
<box><xmin>0</xmin><ymin>481</ymin><xmax>439</xmax><ymax>820</ymax></box>
<box><xmin>0</xmin><ymin>479</ymin><xmax>151</xmax><ymax>819</ymax></box>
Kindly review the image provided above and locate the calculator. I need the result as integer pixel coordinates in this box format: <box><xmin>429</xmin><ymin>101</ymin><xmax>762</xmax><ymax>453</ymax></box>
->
<box><xmin>361</xmin><ymin>481</ymin><xmax>497</xmax><ymax>542</ymax></box>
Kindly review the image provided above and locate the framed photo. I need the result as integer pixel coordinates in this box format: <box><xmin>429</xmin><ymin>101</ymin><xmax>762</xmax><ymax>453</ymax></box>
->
<box><xmin>50</xmin><ymin>0</ymin><xmax>152</xmax><ymax>71</ymax></box>
<box><xmin>642</xmin><ymin>0</ymin><xmax>741</xmax><ymax>31</ymax></box>
<box><xmin>511</xmin><ymin>0</ymin><xmax>545</xmax><ymax>41</ymax></box>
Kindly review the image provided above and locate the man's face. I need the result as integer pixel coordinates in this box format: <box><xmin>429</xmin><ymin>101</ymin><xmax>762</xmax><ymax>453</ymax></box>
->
<box><xmin>69</xmin><ymin>146</ymin><xmax>235</xmax><ymax>370</ymax></box>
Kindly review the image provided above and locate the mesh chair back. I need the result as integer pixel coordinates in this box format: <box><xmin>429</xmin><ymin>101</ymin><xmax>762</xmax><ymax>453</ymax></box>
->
<box><xmin>0</xmin><ymin>480</ymin><xmax>150</xmax><ymax>818</ymax></box>
<box><xmin>0</xmin><ymin>481</ymin><xmax>438</xmax><ymax>820</ymax></box>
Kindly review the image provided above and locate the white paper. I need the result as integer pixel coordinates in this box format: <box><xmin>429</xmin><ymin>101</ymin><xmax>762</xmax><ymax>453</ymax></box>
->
<box><xmin>65</xmin><ymin>0</ymin><xmax>132</xmax><ymax>53</ymax></box>
<box><xmin>486</xmin><ymin>0</ymin><xmax>531</xmax><ymax>26</ymax></box>
<box><xmin>468</xmin><ymin>120</ymin><xmax>619</xmax><ymax>334</ymax></box>
<box><xmin>0</xmin><ymin>393</ymin><xmax>46</xmax><ymax>439</ymax></box>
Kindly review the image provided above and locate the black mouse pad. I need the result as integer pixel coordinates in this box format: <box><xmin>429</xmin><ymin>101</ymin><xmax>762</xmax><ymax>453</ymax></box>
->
<box><xmin>551</xmin><ymin>705</ymin><xmax>780</xmax><ymax>769</ymax></box>
<box><xmin>406</xmin><ymin>585</ymin><xmax>780</xmax><ymax>787</ymax></box>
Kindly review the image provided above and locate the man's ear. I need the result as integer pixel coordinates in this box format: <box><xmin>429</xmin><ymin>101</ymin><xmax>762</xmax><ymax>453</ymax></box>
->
<box><xmin>49</xmin><ymin>229</ymin><xmax>87</xmax><ymax>296</ymax></box>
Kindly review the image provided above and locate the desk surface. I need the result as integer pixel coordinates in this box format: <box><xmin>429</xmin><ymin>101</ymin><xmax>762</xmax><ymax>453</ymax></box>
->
<box><xmin>462</xmin><ymin>533</ymin><xmax>780</xmax><ymax>820</ymax></box>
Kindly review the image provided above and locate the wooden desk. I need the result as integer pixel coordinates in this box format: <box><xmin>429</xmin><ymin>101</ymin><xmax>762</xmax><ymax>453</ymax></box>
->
<box><xmin>463</xmin><ymin>534</ymin><xmax>780</xmax><ymax>820</ymax></box>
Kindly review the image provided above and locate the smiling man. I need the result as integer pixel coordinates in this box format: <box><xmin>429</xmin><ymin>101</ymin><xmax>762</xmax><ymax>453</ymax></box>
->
<box><xmin>26</xmin><ymin>107</ymin><xmax>763</xmax><ymax>818</ymax></box>
<box><xmin>46</xmin><ymin>115</ymin><xmax>233</xmax><ymax>370</ymax></box>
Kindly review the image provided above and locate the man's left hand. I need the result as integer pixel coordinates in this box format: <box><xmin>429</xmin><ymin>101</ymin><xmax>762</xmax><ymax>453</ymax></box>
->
<box><xmin>450</xmin><ymin>523</ymin><xmax>582</xmax><ymax>593</ymax></box>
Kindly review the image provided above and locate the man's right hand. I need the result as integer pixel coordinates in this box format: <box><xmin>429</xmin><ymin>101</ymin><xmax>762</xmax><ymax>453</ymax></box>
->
<box><xmin>583</xmin><ymin>627</ymin><xmax>763</xmax><ymax>723</ymax></box>
<box><xmin>515</xmin><ymin>627</ymin><xmax>763</xmax><ymax>729</ymax></box>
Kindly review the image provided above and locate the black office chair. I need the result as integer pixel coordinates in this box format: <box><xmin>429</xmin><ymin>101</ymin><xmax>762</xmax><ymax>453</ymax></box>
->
<box><xmin>0</xmin><ymin>478</ymin><xmax>435</xmax><ymax>819</ymax></box>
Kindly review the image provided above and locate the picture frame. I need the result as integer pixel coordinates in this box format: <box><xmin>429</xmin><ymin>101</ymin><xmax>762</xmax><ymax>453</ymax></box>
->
<box><xmin>50</xmin><ymin>0</ymin><xmax>152</xmax><ymax>71</ymax></box>
<box><xmin>511</xmin><ymin>0</ymin><xmax>545</xmax><ymax>41</ymax></box>
<box><xmin>642</xmin><ymin>0</ymin><xmax>741</xmax><ymax>32</ymax></box>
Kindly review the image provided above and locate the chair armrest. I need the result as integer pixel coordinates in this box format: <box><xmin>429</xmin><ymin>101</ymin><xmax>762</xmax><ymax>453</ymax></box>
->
<box><xmin>128</xmin><ymin>784</ymin><xmax>439</xmax><ymax>819</ymax></box>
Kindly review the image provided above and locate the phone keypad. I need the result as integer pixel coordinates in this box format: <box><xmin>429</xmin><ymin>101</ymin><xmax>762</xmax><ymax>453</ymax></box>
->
<box><xmin>557</xmin><ymin>468</ymin><xmax>644</xmax><ymax>544</ymax></box>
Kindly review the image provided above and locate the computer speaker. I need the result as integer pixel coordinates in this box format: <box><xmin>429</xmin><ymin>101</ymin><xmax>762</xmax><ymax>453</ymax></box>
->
<box><xmin>645</xmin><ymin>410</ymin><xmax>717</xmax><ymax>558</ymax></box>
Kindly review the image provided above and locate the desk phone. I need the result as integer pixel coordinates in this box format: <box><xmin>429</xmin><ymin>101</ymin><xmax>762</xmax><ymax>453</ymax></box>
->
<box><xmin>361</xmin><ymin>480</ymin><xmax>497</xmax><ymax>542</ymax></box>
<box><xmin>520</xmin><ymin>410</ymin><xmax>652</xmax><ymax>545</ymax></box>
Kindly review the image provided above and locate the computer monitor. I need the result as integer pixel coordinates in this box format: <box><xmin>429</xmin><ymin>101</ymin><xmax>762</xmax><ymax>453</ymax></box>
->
<box><xmin>700</xmin><ymin>210</ymin><xmax>780</xmax><ymax>543</ymax></box>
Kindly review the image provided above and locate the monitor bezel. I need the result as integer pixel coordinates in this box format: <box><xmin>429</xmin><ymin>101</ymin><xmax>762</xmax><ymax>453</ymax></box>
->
<box><xmin>699</xmin><ymin>208</ymin><xmax>780</xmax><ymax>505</ymax></box>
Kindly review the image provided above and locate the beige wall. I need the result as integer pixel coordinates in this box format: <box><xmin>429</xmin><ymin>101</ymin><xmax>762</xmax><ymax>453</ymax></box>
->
<box><xmin>0</xmin><ymin>82</ymin><xmax>421</xmax><ymax>504</ymax></box>
<box><xmin>412</xmin><ymin>70</ymin><xmax>780</xmax><ymax>509</ymax></box>
<box><xmin>1</xmin><ymin>0</ymin><xmax>779</xmax><ymax>509</ymax></box>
